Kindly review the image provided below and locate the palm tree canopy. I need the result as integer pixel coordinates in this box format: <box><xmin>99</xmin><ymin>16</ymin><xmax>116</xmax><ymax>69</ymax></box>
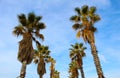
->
<box><xmin>34</xmin><ymin>45</ymin><xmax>51</xmax><ymax>76</ymax></box>
<box><xmin>69</xmin><ymin>43</ymin><xmax>86</xmax><ymax>60</ymax></box>
<box><xmin>13</xmin><ymin>12</ymin><xmax>46</xmax><ymax>41</ymax></box>
<box><xmin>70</xmin><ymin>5</ymin><xmax>100</xmax><ymax>43</ymax></box>
<box><xmin>13</xmin><ymin>12</ymin><xmax>46</xmax><ymax>64</ymax></box>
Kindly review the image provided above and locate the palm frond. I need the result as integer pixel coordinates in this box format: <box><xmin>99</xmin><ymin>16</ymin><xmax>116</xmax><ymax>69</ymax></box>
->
<box><xmin>36</xmin><ymin>33</ymin><xmax>44</xmax><ymax>41</ymax></box>
<box><xmin>28</xmin><ymin>12</ymin><xmax>35</xmax><ymax>23</ymax></box>
<box><xmin>90</xmin><ymin>26</ymin><xmax>97</xmax><ymax>32</ymax></box>
<box><xmin>36</xmin><ymin>16</ymin><xmax>42</xmax><ymax>22</ymax></box>
<box><xmin>12</xmin><ymin>26</ymin><xmax>25</xmax><ymax>37</ymax></box>
<box><xmin>93</xmin><ymin>14</ymin><xmax>101</xmax><ymax>22</ymax></box>
<box><xmin>81</xmin><ymin>5</ymin><xmax>88</xmax><ymax>15</ymax></box>
<box><xmin>36</xmin><ymin>22</ymin><xmax>46</xmax><ymax>30</ymax></box>
<box><xmin>75</xmin><ymin>7</ymin><xmax>81</xmax><ymax>15</ymax></box>
<box><xmin>72</xmin><ymin>23</ymin><xmax>81</xmax><ymax>30</ymax></box>
<box><xmin>79</xmin><ymin>43</ymin><xmax>83</xmax><ymax>48</ymax></box>
<box><xmin>82</xmin><ymin>30</ymin><xmax>87</xmax><ymax>43</ymax></box>
<box><xmin>18</xmin><ymin>14</ymin><xmax>27</xmax><ymax>26</ymax></box>
<box><xmin>76</xmin><ymin>30</ymin><xmax>81</xmax><ymax>38</ymax></box>
<box><xmin>70</xmin><ymin>15</ymin><xmax>80</xmax><ymax>22</ymax></box>
<box><xmin>89</xmin><ymin>6</ymin><xmax>96</xmax><ymax>15</ymax></box>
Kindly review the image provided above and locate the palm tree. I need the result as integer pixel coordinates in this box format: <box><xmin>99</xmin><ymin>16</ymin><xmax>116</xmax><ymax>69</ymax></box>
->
<box><xmin>34</xmin><ymin>45</ymin><xmax>51</xmax><ymax>78</ymax></box>
<box><xmin>70</xmin><ymin>5</ymin><xmax>105</xmax><ymax>78</ymax></box>
<box><xmin>49</xmin><ymin>57</ymin><xmax>56</xmax><ymax>78</ymax></box>
<box><xmin>69</xmin><ymin>60</ymin><xmax>79</xmax><ymax>78</ymax></box>
<box><xmin>54</xmin><ymin>70</ymin><xmax>60</xmax><ymax>78</ymax></box>
<box><xmin>13</xmin><ymin>12</ymin><xmax>45</xmax><ymax>78</ymax></box>
<box><xmin>46</xmin><ymin>56</ymin><xmax>60</xmax><ymax>78</ymax></box>
<box><xmin>69</xmin><ymin>43</ymin><xmax>86</xmax><ymax>78</ymax></box>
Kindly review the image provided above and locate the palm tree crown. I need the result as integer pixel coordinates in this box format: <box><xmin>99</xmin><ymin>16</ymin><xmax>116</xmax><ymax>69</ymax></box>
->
<box><xmin>34</xmin><ymin>45</ymin><xmax>51</xmax><ymax>78</ymax></box>
<box><xmin>70</xmin><ymin>5</ymin><xmax>100</xmax><ymax>43</ymax></box>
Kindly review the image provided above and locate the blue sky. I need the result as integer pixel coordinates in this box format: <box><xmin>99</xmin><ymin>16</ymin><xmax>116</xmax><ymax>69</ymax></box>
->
<box><xmin>0</xmin><ymin>0</ymin><xmax>120</xmax><ymax>78</ymax></box>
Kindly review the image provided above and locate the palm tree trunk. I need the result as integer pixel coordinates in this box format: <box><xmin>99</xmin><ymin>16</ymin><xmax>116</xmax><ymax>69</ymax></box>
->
<box><xmin>50</xmin><ymin>70</ymin><xmax>53</xmax><ymax>78</ymax></box>
<box><xmin>20</xmin><ymin>61</ymin><xmax>27</xmax><ymax>78</ymax></box>
<box><xmin>80</xmin><ymin>67</ymin><xmax>85</xmax><ymax>78</ymax></box>
<box><xmin>39</xmin><ymin>75</ymin><xmax>43</xmax><ymax>78</ymax></box>
<box><xmin>90</xmin><ymin>42</ymin><xmax>105</xmax><ymax>78</ymax></box>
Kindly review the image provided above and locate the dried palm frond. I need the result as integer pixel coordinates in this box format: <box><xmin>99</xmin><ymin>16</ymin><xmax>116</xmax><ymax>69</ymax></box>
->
<box><xmin>37</xmin><ymin>58</ymin><xmax>46</xmax><ymax>77</ymax></box>
<box><xmin>18</xmin><ymin>33</ymin><xmax>34</xmax><ymax>64</ymax></box>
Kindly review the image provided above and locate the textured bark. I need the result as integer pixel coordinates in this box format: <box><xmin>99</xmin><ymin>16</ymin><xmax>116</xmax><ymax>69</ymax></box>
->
<box><xmin>20</xmin><ymin>61</ymin><xmax>27</xmax><ymax>78</ymax></box>
<box><xmin>90</xmin><ymin>42</ymin><xmax>105</xmax><ymax>78</ymax></box>
<box><xmin>37</xmin><ymin>58</ymin><xmax>46</xmax><ymax>78</ymax></box>
<box><xmin>18</xmin><ymin>33</ymin><xmax>34</xmax><ymax>64</ymax></box>
<box><xmin>80</xmin><ymin>67</ymin><xmax>85</xmax><ymax>78</ymax></box>
<box><xmin>77</xmin><ymin>54</ymin><xmax>85</xmax><ymax>78</ymax></box>
<box><xmin>50</xmin><ymin>70</ymin><xmax>54</xmax><ymax>78</ymax></box>
<box><xmin>50</xmin><ymin>63</ymin><xmax>54</xmax><ymax>78</ymax></box>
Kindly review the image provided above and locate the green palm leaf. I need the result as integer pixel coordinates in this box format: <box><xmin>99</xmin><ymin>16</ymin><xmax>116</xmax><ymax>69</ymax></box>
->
<box><xmin>28</xmin><ymin>12</ymin><xmax>35</xmax><ymax>23</ymax></box>
<box><xmin>18</xmin><ymin>14</ymin><xmax>27</xmax><ymax>26</ymax></box>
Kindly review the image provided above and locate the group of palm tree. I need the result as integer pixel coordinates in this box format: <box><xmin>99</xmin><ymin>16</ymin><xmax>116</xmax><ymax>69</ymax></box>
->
<box><xmin>13</xmin><ymin>13</ymin><xmax>59</xmax><ymax>78</ymax></box>
<box><xmin>13</xmin><ymin>5</ymin><xmax>105</xmax><ymax>78</ymax></box>
<box><xmin>69</xmin><ymin>43</ymin><xmax>86</xmax><ymax>78</ymax></box>
<box><xmin>68</xmin><ymin>5</ymin><xmax>105</xmax><ymax>78</ymax></box>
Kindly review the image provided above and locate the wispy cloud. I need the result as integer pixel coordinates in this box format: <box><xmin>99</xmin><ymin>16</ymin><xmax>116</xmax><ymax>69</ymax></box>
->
<box><xmin>0</xmin><ymin>0</ymin><xmax>120</xmax><ymax>78</ymax></box>
<box><xmin>98</xmin><ymin>54</ymin><xmax>108</xmax><ymax>63</ymax></box>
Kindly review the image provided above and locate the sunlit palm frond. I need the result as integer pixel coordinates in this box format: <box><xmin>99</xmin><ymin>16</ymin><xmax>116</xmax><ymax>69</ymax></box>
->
<box><xmin>93</xmin><ymin>14</ymin><xmax>101</xmax><ymax>22</ymax></box>
<box><xmin>89</xmin><ymin>6</ymin><xmax>96</xmax><ymax>15</ymax></box>
<box><xmin>76</xmin><ymin>30</ymin><xmax>81</xmax><ymax>38</ymax></box>
<box><xmin>13</xmin><ymin>26</ymin><xmax>25</xmax><ymax>37</ymax></box>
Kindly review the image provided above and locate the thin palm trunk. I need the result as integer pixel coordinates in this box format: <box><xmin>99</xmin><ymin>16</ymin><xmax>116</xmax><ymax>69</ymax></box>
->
<box><xmin>90</xmin><ymin>42</ymin><xmax>105</xmax><ymax>78</ymax></box>
<box><xmin>80</xmin><ymin>67</ymin><xmax>85</xmax><ymax>78</ymax></box>
<box><xmin>20</xmin><ymin>61</ymin><xmax>27</xmax><ymax>78</ymax></box>
<box><xmin>50</xmin><ymin>63</ymin><xmax>54</xmax><ymax>78</ymax></box>
<box><xmin>50</xmin><ymin>70</ymin><xmax>53</xmax><ymax>78</ymax></box>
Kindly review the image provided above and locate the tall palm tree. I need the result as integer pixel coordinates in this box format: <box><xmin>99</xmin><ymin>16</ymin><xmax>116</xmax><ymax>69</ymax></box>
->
<box><xmin>34</xmin><ymin>45</ymin><xmax>51</xmax><ymax>78</ymax></box>
<box><xmin>70</xmin><ymin>5</ymin><xmax>105</xmax><ymax>78</ymax></box>
<box><xmin>69</xmin><ymin>43</ymin><xmax>86</xmax><ymax>78</ymax></box>
<box><xmin>68</xmin><ymin>60</ymin><xmax>79</xmax><ymax>78</ymax></box>
<box><xmin>13</xmin><ymin>12</ymin><xmax>45</xmax><ymax>78</ymax></box>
